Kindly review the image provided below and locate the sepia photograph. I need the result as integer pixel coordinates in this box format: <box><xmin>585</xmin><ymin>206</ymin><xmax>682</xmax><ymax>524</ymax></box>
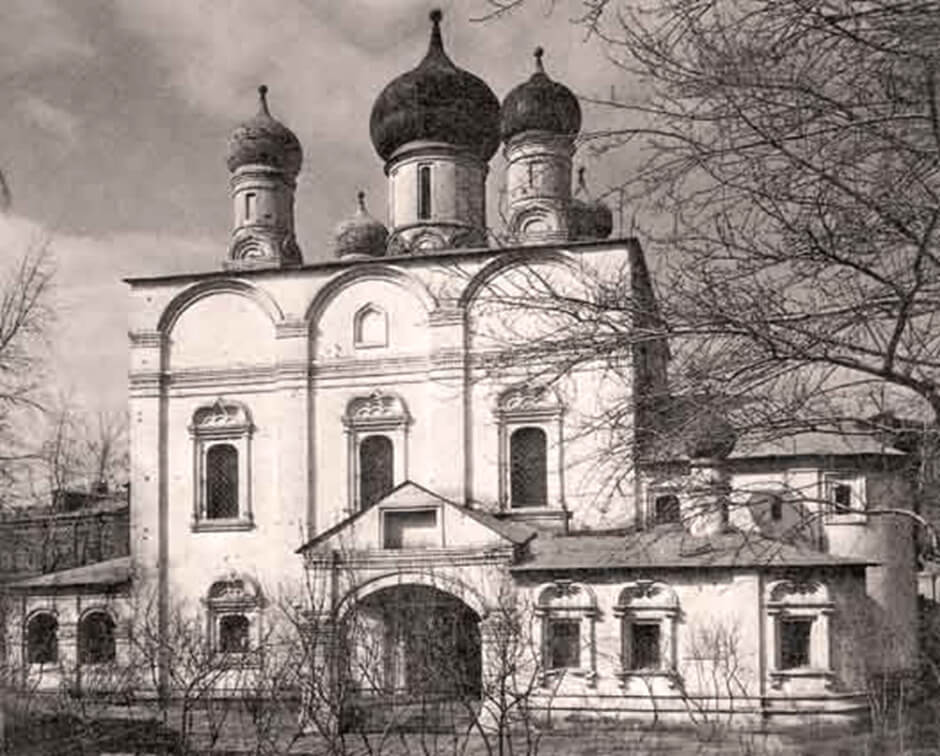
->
<box><xmin>0</xmin><ymin>1</ymin><xmax>937</xmax><ymax>753</ymax></box>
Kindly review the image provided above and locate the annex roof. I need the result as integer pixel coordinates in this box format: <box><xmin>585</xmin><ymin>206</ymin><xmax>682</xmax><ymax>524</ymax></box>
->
<box><xmin>511</xmin><ymin>527</ymin><xmax>873</xmax><ymax>573</ymax></box>
<box><xmin>297</xmin><ymin>481</ymin><xmax>535</xmax><ymax>553</ymax></box>
<box><xmin>730</xmin><ymin>426</ymin><xmax>905</xmax><ymax>460</ymax></box>
<box><xmin>4</xmin><ymin>556</ymin><xmax>132</xmax><ymax>590</ymax></box>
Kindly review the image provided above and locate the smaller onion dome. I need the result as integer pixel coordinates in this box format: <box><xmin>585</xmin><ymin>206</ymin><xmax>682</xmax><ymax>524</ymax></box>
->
<box><xmin>569</xmin><ymin>167</ymin><xmax>613</xmax><ymax>240</ymax></box>
<box><xmin>500</xmin><ymin>47</ymin><xmax>581</xmax><ymax>142</ymax></box>
<box><xmin>334</xmin><ymin>191</ymin><xmax>388</xmax><ymax>258</ymax></box>
<box><xmin>227</xmin><ymin>85</ymin><xmax>303</xmax><ymax>175</ymax></box>
<box><xmin>683</xmin><ymin>408</ymin><xmax>738</xmax><ymax>460</ymax></box>
<box><xmin>369</xmin><ymin>9</ymin><xmax>501</xmax><ymax>162</ymax></box>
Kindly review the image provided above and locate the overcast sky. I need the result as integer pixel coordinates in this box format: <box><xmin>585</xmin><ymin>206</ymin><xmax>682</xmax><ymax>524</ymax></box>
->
<box><xmin>0</xmin><ymin>0</ymin><xmax>631</xmax><ymax>413</ymax></box>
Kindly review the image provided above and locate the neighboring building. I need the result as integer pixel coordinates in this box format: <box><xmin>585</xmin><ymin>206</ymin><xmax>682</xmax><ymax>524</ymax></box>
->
<box><xmin>4</xmin><ymin>10</ymin><xmax>918</xmax><ymax>731</ymax></box>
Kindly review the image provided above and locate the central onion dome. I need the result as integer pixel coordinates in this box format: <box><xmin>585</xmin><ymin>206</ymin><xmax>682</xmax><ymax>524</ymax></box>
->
<box><xmin>369</xmin><ymin>9</ymin><xmax>500</xmax><ymax>162</ymax></box>
<box><xmin>334</xmin><ymin>191</ymin><xmax>388</xmax><ymax>258</ymax></box>
<box><xmin>227</xmin><ymin>85</ymin><xmax>303</xmax><ymax>175</ymax></box>
<box><xmin>500</xmin><ymin>47</ymin><xmax>581</xmax><ymax>142</ymax></box>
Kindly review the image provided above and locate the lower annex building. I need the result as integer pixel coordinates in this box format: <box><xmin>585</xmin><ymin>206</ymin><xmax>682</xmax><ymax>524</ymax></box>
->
<box><xmin>4</xmin><ymin>10</ymin><xmax>918</xmax><ymax>730</ymax></box>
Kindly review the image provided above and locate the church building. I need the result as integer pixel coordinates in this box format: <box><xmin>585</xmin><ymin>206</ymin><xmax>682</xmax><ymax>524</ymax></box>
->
<box><xmin>6</xmin><ymin>10</ymin><xmax>918</xmax><ymax>732</ymax></box>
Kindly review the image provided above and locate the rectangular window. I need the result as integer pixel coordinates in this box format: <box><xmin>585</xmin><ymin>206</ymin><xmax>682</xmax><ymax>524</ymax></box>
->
<box><xmin>823</xmin><ymin>474</ymin><xmax>864</xmax><ymax>516</ymax></box>
<box><xmin>245</xmin><ymin>192</ymin><xmax>257</xmax><ymax>221</ymax></box>
<box><xmin>546</xmin><ymin>618</ymin><xmax>580</xmax><ymax>669</ymax></box>
<box><xmin>832</xmin><ymin>483</ymin><xmax>852</xmax><ymax>512</ymax></box>
<box><xmin>383</xmin><ymin>509</ymin><xmax>438</xmax><ymax>549</ymax></box>
<box><xmin>779</xmin><ymin>618</ymin><xmax>812</xmax><ymax>669</ymax></box>
<box><xmin>630</xmin><ymin>622</ymin><xmax>662</xmax><ymax>670</ymax></box>
<box><xmin>653</xmin><ymin>494</ymin><xmax>680</xmax><ymax>525</ymax></box>
<box><xmin>418</xmin><ymin>165</ymin><xmax>431</xmax><ymax>220</ymax></box>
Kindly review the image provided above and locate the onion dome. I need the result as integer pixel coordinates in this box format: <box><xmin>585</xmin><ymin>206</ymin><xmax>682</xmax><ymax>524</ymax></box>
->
<box><xmin>226</xmin><ymin>85</ymin><xmax>303</xmax><ymax>175</ymax></box>
<box><xmin>570</xmin><ymin>167</ymin><xmax>613</xmax><ymax>240</ymax></box>
<box><xmin>682</xmin><ymin>403</ymin><xmax>738</xmax><ymax>460</ymax></box>
<box><xmin>500</xmin><ymin>47</ymin><xmax>581</xmax><ymax>142</ymax></box>
<box><xmin>334</xmin><ymin>191</ymin><xmax>388</xmax><ymax>258</ymax></box>
<box><xmin>369</xmin><ymin>9</ymin><xmax>500</xmax><ymax>162</ymax></box>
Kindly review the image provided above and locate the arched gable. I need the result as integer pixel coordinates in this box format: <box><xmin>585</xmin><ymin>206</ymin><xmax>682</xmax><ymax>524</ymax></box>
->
<box><xmin>458</xmin><ymin>249</ymin><xmax>576</xmax><ymax>310</ymax></box>
<box><xmin>305</xmin><ymin>264</ymin><xmax>436</xmax><ymax>328</ymax></box>
<box><xmin>157</xmin><ymin>278</ymin><xmax>284</xmax><ymax>335</ymax></box>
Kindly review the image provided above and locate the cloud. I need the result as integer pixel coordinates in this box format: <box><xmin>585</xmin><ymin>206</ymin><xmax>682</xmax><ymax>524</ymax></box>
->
<box><xmin>0</xmin><ymin>0</ymin><xmax>94</xmax><ymax>78</ymax></box>
<box><xmin>17</xmin><ymin>96</ymin><xmax>80</xmax><ymax>147</ymax></box>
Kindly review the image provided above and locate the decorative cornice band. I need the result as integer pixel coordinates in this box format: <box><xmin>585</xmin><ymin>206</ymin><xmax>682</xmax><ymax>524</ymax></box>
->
<box><xmin>275</xmin><ymin>320</ymin><xmax>308</xmax><ymax>339</ymax></box>
<box><xmin>128</xmin><ymin>330</ymin><xmax>163</xmax><ymax>348</ymax></box>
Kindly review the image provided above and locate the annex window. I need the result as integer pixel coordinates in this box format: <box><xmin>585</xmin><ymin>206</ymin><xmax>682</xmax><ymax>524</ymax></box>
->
<box><xmin>190</xmin><ymin>399</ymin><xmax>254</xmax><ymax>532</ymax></box>
<box><xmin>653</xmin><ymin>494</ymin><xmax>680</xmax><ymax>525</ymax></box>
<box><xmin>510</xmin><ymin>427</ymin><xmax>547</xmax><ymax>507</ymax></box>
<box><xmin>535</xmin><ymin>581</ymin><xmax>597</xmax><ymax>685</ymax></box>
<box><xmin>766</xmin><ymin>579</ymin><xmax>834</xmax><ymax>688</ymax></box>
<box><xmin>360</xmin><ymin>435</ymin><xmax>394</xmax><ymax>510</ymax></box>
<box><xmin>546</xmin><ymin>619</ymin><xmax>580</xmax><ymax>669</ymax></box>
<box><xmin>78</xmin><ymin>610</ymin><xmax>116</xmax><ymax>664</ymax></box>
<box><xmin>344</xmin><ymin>392</ymin><xmax>410</xmax><ymax>514</ymax></box>
<box><xmin>207</xmin><ymin>576</ymin><xmax>263</xmax><ymax>660</ymax></box>
<box><xmin>614</xmin><ymin>581</ymin><xmax>679</xmax><ymax>681</ymax></box>
<box><xmin>779</xmin><ymin>618</ymin><xmax>812</xmax><ymax>670</ymax></box>
<box><xmin>26</xmin><ymin>613</ymin><xmax>58</xmax><ymax>665</ymax></box>
<box><xmin>822</xmin><ymin>473</ymin><xmax>866</xmax><ymax>522</ymax></box>
<box><xmin>497</xmin><ymin>387</ymin><xmax>564</xmax><ymax>512</ymax></box>
<box><xmin>218</xmin><ymin>615</ymin><xmax>250</xmax><ymax>653</ymax></box>
<box><xmin>418</xmin><ymin>164</ymin><xmax>432</xmax><ymax>220</ymax></box>
<box><xmin>353</xmin><ymin>304</ymin><xmax>388</xmax><ymax>349</ymax></box>
<box><xmin>383</xmin><ymin>508</ymin><xmax>439</xmax><ymax>549</ymax></box>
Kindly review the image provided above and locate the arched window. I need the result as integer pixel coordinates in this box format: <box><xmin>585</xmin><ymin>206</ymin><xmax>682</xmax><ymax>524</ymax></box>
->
<box><xmin>78</xmin><ymin>611</ymin><xmax>116</xmax><ymax>664</ymax></box>
<box><xmin>354</xmin><ymin>305</ymin><xmax>388</xmax><ymax>348</ymax></box>
<box><xmin>190</xmin><ymin>399</ymin><xmax>254</xmax><ymax>531</ymax></box>
<box><xmin>418</xmin><ymin>164</ymin><xmax>432</xmax><ymax>220</ymax></box>
<box><xmin>218</xmin><ymin>615</ymin><xmax>250</xmax><ymax>653</ymax></box>
<box><xmin>206</xmin><ymin>443</ymin><xmax>238</xmax><ymax>519</ymax></box>
<box><xmin>360</xmin><ymin>435</ymin><xmax>394</xmax><ymax>510</ymax></box>
<box><xmin>510</xmin><ymin>427</ymin><xmax>547</xmax><ymax>507</ymax></box>
<box><xmin>26</xmin><ymin>613</ymin><xmax>58</xmax><ymax>665</ymax></box>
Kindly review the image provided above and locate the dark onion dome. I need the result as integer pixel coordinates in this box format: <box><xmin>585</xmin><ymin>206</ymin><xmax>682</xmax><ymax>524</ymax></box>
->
<box><xmin>334</xmin><ymin>191</ymin><xmax>388</xmax><ymax>258</ymax></box>
<box><xmin>227</xmin><ymin>85</ymin><xmax>303</xmax><ymax>175</ymax></box>
<box><xmin>369</xmin><ymin>9</ymin><xmax>500</xmax><ymax>162</ymax></box>
<box><xmin>569</xmin><ymin>167</ymin><xmax>613</xmax><ymax>240</ymax></box>
<box><xmin>500</xmin><ymin>47</ymin><xmax>581</xmax><ymax>142</ymax></box>
<box><xmin>682</xmin><ymin>404</ymin><xmax>738</xmax><ymax>460</ymax></box>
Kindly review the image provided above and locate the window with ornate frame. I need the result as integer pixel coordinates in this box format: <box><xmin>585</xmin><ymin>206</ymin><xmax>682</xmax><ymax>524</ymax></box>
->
<box><xmin>190</xmin><ymin>399</ymin><xmax>254</xmax><ymax>532</ymax></box>
<box><xmin>535</xmin><ymin>581</ymin><xmax>597</xmax><ymax>686</ymax></box>
<box><xmin>766</xmin><ymin>579</ymin><xmax>834</xmax><ymax>689</ymax></box>
<box><xmin>353</xmin><ymin>304</ymin><xmax>388</xmax><ymax>349</ymax></box>
<box><xmin>206</xmin><ymin>576</ymin><xmax>264</xmax><ymax>662</ymax></box>
<box><xmin>344</xmin><ymin>391</ymin><xmax>410</xmax><ymax>513</ymax></box>
<box><xmin>496</xmin><ymin>387</ymin><xmax>564</xmax><ymax>511</ymax></box>
<box><xmin>614</xmin><ymin>581</ymin><xmax>679</xmax><ymax>683</ymax></box>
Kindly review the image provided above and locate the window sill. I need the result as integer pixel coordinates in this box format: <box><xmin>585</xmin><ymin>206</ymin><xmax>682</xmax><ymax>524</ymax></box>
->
<box><xmin>192</xmin><ymin>519</ymin><xmax>255</xmax><ymax>533</ymax></box>
<box><xmin>540</xmin><ymin>667</ymin><xmax>597</xmax><ymax>687</ymax></box>
<box><xmin>616</xmin><ymin>668</ymin><xmax>677</xmax><ymax>687</ymax></box>
<box><xmin>824</xmin><ymin>513</ymin><xmax>867</xmax><ymax>525</ymax></box>
<box><xmin>213</xmin><ymin>651</ymin><xmax>260</xmax><ymax>668</ymax></box>
<box><xmin>769</xmin><ymin>667</ymin><xmax>835</xmax><ymax>689</ymax></box>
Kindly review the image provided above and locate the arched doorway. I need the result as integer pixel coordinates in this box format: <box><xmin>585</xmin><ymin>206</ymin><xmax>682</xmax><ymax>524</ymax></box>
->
<box><xmin>343</xmin><ymin>584</ymin><xmax>482</xmax><ymax>728</ymax></box>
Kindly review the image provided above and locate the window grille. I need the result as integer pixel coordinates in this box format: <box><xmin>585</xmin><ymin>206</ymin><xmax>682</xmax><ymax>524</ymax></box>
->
<box><xmin>360</xmin><ymin>435</ymin><xmax>394</xmax><ymax>509</ymax></box>
<box><xmin>510</xmin><ymin>427</ymin><xmax>547</xmax><ymax>507</ymax></box>
<box><xmin>630</xmin><ymin>622</ymin><xmax>661</xmax><ymax>670</ymax></box>
<box><xmin>206</xmin><ymin>444</ymin><xmax>238</xmax><ymax>519</ymax></box>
